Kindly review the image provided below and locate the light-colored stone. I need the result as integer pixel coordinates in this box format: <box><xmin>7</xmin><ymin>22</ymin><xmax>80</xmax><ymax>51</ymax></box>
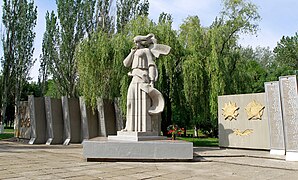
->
<box><xmin>279</xmin><ymin>75</ymin><xmax>298</xmax><ymax>161</ymax></box>
<box><xmin>285</xmin><ymin>152</ymin><xmax>298</xmax><ymax>161</ymax></box>
<box><xmin>108</xmin><ymin>131</ymin><xmax>166</xmax><ymax>141</ymax></box>
<box><xmin>83</xmin><ymin>138</ymin><xmax>193</xmax><ymax>160</ymax></box>
<box><xmin>218</xmin><ymin>93</ymin><xmax>270</xmax><ymax>150</ymax></box>
<box><xmin>123</xmin><ymin>33</ymin><xmax>170</xmax><ymax>134</ymax></box>
<box><xmin>270</xmin><ymin>149</ymin><xmax>285</xmax><ymax>155</ymax></box>
<box><xmin>264</xmin><ymin>81</ymin><xmax>285</xmax><ymax>155</ymax></box>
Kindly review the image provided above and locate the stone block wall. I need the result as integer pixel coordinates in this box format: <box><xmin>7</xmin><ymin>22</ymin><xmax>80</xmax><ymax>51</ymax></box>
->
<box><xmin>218</xmin><ymin>93</ymin><xmax>270</xmax><ymax>150</ymax></box>
<box><xmin>23</xmin><ymin>96</ymin><xmax>120</xmax><ymax>145</ymax></box>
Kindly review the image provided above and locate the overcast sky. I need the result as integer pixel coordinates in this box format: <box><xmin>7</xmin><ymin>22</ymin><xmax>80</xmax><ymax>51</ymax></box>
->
<box><xmin>1</xmin><ymin>0</ymin><xmax>297</xmax><ymax>81</ymax></box>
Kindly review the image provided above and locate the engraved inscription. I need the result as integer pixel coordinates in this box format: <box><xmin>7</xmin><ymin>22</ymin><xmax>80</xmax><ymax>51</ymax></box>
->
<box><xmin>265</xmin><ymin>82</ymin><xmax>285</xmax><ymax>150</ymax></box>
<box><xmin>280</xmin><ymin>76</ymin><xmax>298</xmax><ymax>151</ymax></box>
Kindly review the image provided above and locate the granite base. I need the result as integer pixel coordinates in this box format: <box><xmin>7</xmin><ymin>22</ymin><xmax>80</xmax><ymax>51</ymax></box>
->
<box><xmin>83</xmin><ymin>137</ymin><xmax>193</xmax><ymax>161</ymax></box>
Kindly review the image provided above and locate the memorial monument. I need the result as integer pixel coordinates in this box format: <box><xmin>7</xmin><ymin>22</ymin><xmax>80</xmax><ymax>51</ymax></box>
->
<box><xmin>83</xmin><ymin>34</ymin><xmax>193</xmax><ymax>160</ymax></box>
<box><xmin>279</xmin><ymin>75</ymin><xmax>298</xmax><ymax>161</ymax></box>
<box><xmin>109</xmin><ymin>33</ymin><xmax>169</xmax><ymax>140</ymax></box>
<box><xmin>264</xmin><ymin>81</ymin><xmax>285</xmax><ymax>155</ymax></box>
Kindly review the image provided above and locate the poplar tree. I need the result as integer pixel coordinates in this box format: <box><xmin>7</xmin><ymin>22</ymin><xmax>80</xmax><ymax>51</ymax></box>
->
<box><xmin>1</xmin><ymin>0</ymin><xmax>37</xmax><ymax>133</ymax></box>
<box><xmin>39</xmin><ymin>0</ymin><xmax>115</xmax><ymax>97</ymax></box>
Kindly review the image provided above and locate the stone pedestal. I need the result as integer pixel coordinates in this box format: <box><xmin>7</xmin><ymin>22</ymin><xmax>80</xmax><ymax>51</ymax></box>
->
<box><xmin>279</xmin><ymin>75</ymin><xmax>298</xmax><ymax>161</ymax></box>
<box><xmin>83</xmin><ymin>138</ymin><xmax>193</xmax><ymax>161</ymax></box>
<box><xmin>108</xmin><ymin>131</ymin><xmax>166</xmax><ymax>141</ymax></box>
<box><xmin>264</xmin><ymin>82</ymin><xmax>285</xmax><ymax>155</ymax></box>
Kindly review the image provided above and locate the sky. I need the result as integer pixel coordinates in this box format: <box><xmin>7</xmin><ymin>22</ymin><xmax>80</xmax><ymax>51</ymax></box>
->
<box><xmin>0</xmin><ymin>0</ymin><xmax>297</xmax><ymax>82</ymax></box>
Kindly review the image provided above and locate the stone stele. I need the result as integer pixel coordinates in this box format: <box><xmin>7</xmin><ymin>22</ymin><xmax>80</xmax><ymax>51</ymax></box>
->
<box><xmin>83</xmin><ymin>34</ymin><xmax>193</xmax><ymax>161</ymax></box>
<box><xmin>279</xmin><ymin>75</ymin><xmax>298</xmax><ymax>161</ymax></box>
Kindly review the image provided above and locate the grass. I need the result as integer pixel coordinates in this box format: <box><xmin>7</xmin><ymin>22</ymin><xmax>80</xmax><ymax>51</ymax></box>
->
<box><xmin>177</xmin><ymin>136</ymin><xmax>218</xmax><ymax>147</ymax></box>
<box><xmin>0</xmin><ymin>128</ymin><xmax>15</xmax><ymax>140</ymax></box>
<box><xmin>4</xmin><ymin>128</ymin><xmax>14</xmax><ymax>133</ymax></box>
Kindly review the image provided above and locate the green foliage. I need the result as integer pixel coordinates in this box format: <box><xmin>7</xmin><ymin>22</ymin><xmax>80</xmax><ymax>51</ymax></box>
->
<box><xmin>39</xmin><ymin>11</ymin><xmax>59</xmax><ymax>96</ymax></box>
<box><xmin>1</xmin><ymin>0</ymin><xmax>37</xmax><ymax>125</ymax></box>
<box><xmin>76</xmin><ymin>30</ymin><xmax>113</xmax><ymax>107</ymax></box>
<box><xmin>179</xmin><ymin>0</ymin><xmax>260</xmax><ymax>136</ymax></box>
<box><xmin>44</xmin><ymin>79</ymin><xmax>60</xmax><ymax>98</ymax></box>
<box><xmin>21</xmin><ymin>81</ymin><xmax>42</xmax><ymax>100</ymax></box>
<box><xmin>116</xmin><ymin>0</ymin><xmax>149</xmax><ymax>32</ymax></box>
<box><xmin>274</xmin><ymin>32</ymin><xmax>298</xmax><ymax>71</ymax></box>
<box><xmin>94</xmin><ymin>0</ymin><xmax>114</xmax><ymax>34</ymax></box>
<box><xmin>40</xmin><ymin>0</ymin><xmax>99</xmax><ymax>97</ymax></box>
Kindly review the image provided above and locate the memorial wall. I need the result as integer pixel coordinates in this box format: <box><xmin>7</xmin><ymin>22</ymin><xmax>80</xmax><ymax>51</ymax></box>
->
<box><xmin>218</xmin><ymin>93</ymin><xmax>270</xmax><ymax>149</ymax></box>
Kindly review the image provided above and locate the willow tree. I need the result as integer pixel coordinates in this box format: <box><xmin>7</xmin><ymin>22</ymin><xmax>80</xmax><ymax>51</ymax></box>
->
<box><xmin>180</xmin><ymin>0</ymin><xmax>260</xmax><ymax>136</ymax></box>
<box><xmin>146</xmin><ymin>13</ymin><xmax>189</xmax><ymax>133</ymax></box>
<box><xmin>1</xmin><ymin>0</ymin><xmax>37</xmax><ymax>133</ymax></box>
<box><xmin>179</xmin><ymin>16</ymin><xmax>212</xmax><ymax>132</ymax></box>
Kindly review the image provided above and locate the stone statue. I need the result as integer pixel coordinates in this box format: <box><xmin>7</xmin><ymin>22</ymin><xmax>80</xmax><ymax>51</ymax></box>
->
<box><xmin>123</xmin><ymin>34</ymin><xmax>171</xmax><ymax>135</ymax></box>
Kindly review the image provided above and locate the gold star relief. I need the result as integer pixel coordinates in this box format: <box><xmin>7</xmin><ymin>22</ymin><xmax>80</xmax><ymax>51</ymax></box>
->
<box><xmin>245</xmin><ymin>100</ymin><xmax>265</xmax><ymax>120</ymax></box>
<box><xmin>222</xmin><ymin>101</ymin><xmax>239</xmax><ymax>121</ymax></box>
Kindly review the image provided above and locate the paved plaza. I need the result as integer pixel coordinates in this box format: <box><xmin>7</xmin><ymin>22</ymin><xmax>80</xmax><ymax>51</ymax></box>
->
<box><xmin>1</xmin><ymin>140</ymin><xmax>298</xmax><ymax>179</ymax></box>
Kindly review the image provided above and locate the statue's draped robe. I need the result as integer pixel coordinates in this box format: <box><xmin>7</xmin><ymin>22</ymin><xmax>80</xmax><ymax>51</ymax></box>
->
<box><xmin>124</xmin><ymin>48</ymin><xmax>156</xmax><ymax>132</ymax></box>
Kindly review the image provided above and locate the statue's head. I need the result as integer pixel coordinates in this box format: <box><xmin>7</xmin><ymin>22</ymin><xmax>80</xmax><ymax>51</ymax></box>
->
<box><xmin>133</xmin><ymin>34</ymin><xmax>157</xmax><ymax>48</ymax></box>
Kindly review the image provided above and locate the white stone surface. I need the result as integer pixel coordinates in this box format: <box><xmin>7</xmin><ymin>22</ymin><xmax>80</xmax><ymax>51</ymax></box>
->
<box><xmin>108</xmin><ymin>131</ymin><xmax>166</xmax><ymax>141</ymax></box>
<box><xmin>270</xmin><ymin>149</ymin><xmax>285</xmax><ymax>155</ymax></box>
<box><xmin>123</xmin><ymin>33</ymin><xmax>170</xmax><ymax>134</ymax></box>
<box><xmin>83</xmin><ymin>138</ymin><xmax>193</xmax><ymax>160</ymax></box>
<box><xmin>286</xmin><ymin>152</ymin><xmax>298</xmax><ymax>161</ymax></box>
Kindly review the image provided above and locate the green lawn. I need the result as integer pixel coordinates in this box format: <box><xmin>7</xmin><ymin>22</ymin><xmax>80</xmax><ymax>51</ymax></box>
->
<box><xmin>177</xmin><ymin>136</ymin><xmax>218</xmax><ymax>147</ymax></box>
<box><xmin>0</xmin><ymin>128</ymin><xmax>14</xmax><ymax>140</ymax></box>
<box><xmin>4</xmin><ymin>128</ymin><xmax>14</xmax><ymax>133</ymax></box>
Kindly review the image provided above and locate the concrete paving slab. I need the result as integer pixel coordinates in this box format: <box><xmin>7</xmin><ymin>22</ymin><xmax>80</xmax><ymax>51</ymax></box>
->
<box><xmin>1</xmin><ymin>139</ymin><xmax>298</xmax><ymax>179</ymax></box>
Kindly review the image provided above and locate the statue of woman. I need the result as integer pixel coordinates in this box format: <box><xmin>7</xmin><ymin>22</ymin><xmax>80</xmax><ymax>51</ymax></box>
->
<box><xmin>123</xmin><ymin>34</ymin><xmax>170</xmax><ymax>133</ymax></box>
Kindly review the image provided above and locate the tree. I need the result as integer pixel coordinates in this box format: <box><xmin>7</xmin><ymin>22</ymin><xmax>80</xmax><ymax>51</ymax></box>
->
<box><xmin>180</xmin><ymin>0</ymin><xmax>260</xmax><ymax>136</ymax></box>
<box><xmin>153</xmin><ymin>13</ymin><xmax>189</xmax><ymax>134</ymax></box>
<box><xmin>116</xmin><ymin>0</ymin><xmax>149</xmax><ymax>32</ymax></box>
<box><xmin>273</xmin><ymin>32</ymin><xmax>298</xmax><ymax>72</ymax></box>
<box><xmin>1</xmin><ymin>0</ymin><xmax>37</xmax><ymax>134</ymax></box>
<box><xmin>76</xmin><ymin>30</ymin><xmax>114</xmax><ymax>108</ymax></box>
<box><xmin>39</xmin><ymin>0</ymin><xmax>98</xmax><ymax>98</ymax></box>
<box><xmin>39</xmin><ymin>11</ymin><xmax>59</xmax><ymax>96</ymax></box>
